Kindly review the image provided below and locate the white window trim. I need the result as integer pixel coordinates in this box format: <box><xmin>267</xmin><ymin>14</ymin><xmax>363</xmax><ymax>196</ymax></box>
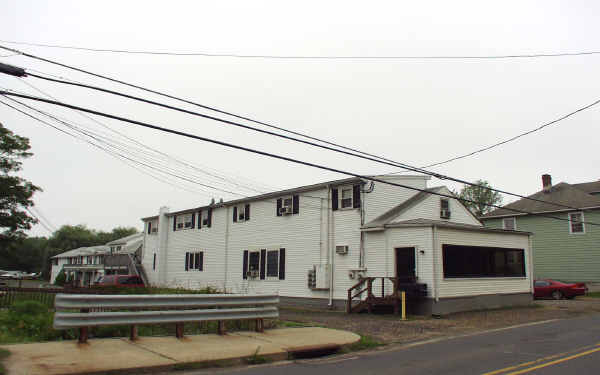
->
<box><xmin>569</xmin><ymin>211</ymin><xmax>585</xmax><ymax>234</ymax></box>
<box><xmin>440</xmin><ymin>198</ymin><xmax>451</xmax><ymax>219</ymax></box>
<box><xmin>235</xmin><ymin>205</ymin><xmax>249</xmax><ymax>222</ymax></box>
<box><xmin>149</xmin><ymin>220</ymin><xmax>158</xmax><ymax>234</ymax></box>
<box><xmin>502</xmin><ymin>217</ymin><xmax>517</xmax><ymax>231</ymax></box>
<box><xmin>339</xmin><ymin>185</ymin><xmax>354</xmax><ymax>210</ymax></box>
<box><xmin>176</xmin><ymin>214</ymin><xmax>194</xmax><ymax>230</ymax></box>
<box><xmin>201</xmin><ymin>211</ymin><xmax>210</xmax><ymax>227</ymax></box>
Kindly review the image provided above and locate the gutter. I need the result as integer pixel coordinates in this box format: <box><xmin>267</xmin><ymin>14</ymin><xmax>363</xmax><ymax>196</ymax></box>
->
<box><xmin>480</xmin><ymin>205</ymin><xmax>600</xmax><ymax>220</ymax></box>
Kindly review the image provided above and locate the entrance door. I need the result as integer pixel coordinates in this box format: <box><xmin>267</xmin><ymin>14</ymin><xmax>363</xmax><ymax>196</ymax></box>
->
<box><xmin>395</xmin><ymin>247</ymin><xmax>416</xmax><ymax>282</ymax></box>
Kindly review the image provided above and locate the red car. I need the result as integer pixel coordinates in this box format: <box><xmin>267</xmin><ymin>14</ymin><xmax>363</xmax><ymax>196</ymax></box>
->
<box><xmin>95</xmin><ymin>275</ymin><xmax>145</xmax><ymax>288</ymax></box>
<box><xmin>534</xmin><ymin>279</ymin><xmax>587</xmax><ymax>300</ymax></box>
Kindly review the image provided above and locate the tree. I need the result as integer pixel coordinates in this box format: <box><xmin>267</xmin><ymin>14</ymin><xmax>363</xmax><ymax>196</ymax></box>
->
<box><xmin>0</xmin><ymin>122</ymin><xmax>41</xmax><ymax>246</ymax></box>
<box><xmin>456</xmin><ymin>180</ymin><xmax>503</xmax><ymax>217</ymax></box>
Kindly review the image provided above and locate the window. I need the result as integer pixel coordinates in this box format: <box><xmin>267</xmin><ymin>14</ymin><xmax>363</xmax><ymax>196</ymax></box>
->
<box><xmin>175</xmin><ymin>214</ymin><xmax>194</xmax><ymax>230</ymax></box>
<box><xmin>233</xmin><ymin>204</ymin><xmax>250</xmax><ymax>223</ymax></box>
<box><xmin>341</xmin><ymin>188</ymin><xmax>353</xmax><ymax>208</ymax></box>
<box><xmin>201</xmin><ymin>210</ymin><xmax>209</xmax><ymax>226</ymax></box>
<box><xmin>440</xmin><ymin>199</ymin><xmax>451</xmax><ymax>219</ymax></box>
<box><xmin>332</xmin><ymin>184</ymin><xmax>361</xmax><ymax>211</ymax></box>
<box><xmin>243</xmin><ymin>248</ymin><xmax>285</xmax><ymax>280</ymax></box>
<box><xmin>147</xmin><ymin>219</ymin><xmax>158</xmax><ymax>234</ymax></box>
<box><xmin>276</xmin><ymin>195</ymin><xmax>299</xmax><ymax>216</ymax></box>
<box><xmin>185</xmin><ymin>251</ymin><xmax>204</xmax><ymax>271</ymax></box>
<box><xmin>443</xmin><ymin>244</ymin><xmax>525</xmax><ymax>278</ymax></box>
<box><xmin>503</xmin><ymin>217</ymin><xmax>516</xmax><ymax>230</ymax></box>
<box><xmin>569</xmin><ymin>212</ymin><xmax>585</xmax><ymax>234</ymax></box>
<box><xmin>52</xmin><ymin>258</ymin><xmax>58</xmax><ymax>266</ymax></box>
<box><xmin>86</xmin><ymin>256</ymin><xmax>92</xmax><ymax>264</ymax></box>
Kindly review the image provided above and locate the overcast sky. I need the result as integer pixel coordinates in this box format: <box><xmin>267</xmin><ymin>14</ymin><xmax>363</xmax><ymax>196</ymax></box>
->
<box><xmin>1</xmin><ymin>1</ymin><xmax>599</xmax><ymax>237</ymax></box>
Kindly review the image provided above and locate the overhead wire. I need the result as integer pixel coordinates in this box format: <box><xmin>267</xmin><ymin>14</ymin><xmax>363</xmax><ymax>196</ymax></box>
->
<box><xmin>2</xmin><ymin>89</ymin><xmax>599</xmax><ymax>227</ymax></box>
<box><xmin>21</xmin><ymin>70</ymin><xmax>597</xmax><ymax>213</ymax></box>
<box><xmin>2</xmin><ymin>39</ymin><xmax>600</xmax><ymax>59</ymax></box>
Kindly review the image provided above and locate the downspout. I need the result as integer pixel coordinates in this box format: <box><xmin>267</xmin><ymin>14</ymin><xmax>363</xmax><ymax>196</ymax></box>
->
<box><xmin>528</xmin><ymin>234</ymin><xmax>534</xmax><ymax>295</ymax></box>
<box><xmin>328</xmin><ymin>186</ymin><xmax>334</xmax><ymax>307</ymax></box>
<box><xmin>431</xmin><ymin>225</ymin><xmax>439</xmax><ymax>302</ymax></box>
<box><xmin>319</xmin><ymin>198</ymin><xmax>324</xmax><ymax>264</ymax></box>
<box><xmin>223</xmin><ymin>205</ymin><xmax>230</xmax><ymax>292</ymax></box>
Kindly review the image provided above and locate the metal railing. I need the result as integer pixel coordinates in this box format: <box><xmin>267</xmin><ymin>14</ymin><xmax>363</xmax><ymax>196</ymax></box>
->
<box><xmin>53</xmin><ymin>293</ymin><xmax>279</xmax><ymax>343</ymax></box>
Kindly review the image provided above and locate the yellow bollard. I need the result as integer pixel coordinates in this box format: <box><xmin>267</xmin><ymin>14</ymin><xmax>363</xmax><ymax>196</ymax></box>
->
<box><xmin>401</xmin><ymin>291</ymin><xmax>406</xmax><ymax>321</ymax></box>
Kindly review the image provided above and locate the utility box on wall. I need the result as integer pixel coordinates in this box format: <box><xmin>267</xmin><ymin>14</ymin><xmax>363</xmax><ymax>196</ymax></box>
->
<box><xmin>307</xmin><ymin>264</ymin><xmax>331</xmax><ymax>290</ymax></box>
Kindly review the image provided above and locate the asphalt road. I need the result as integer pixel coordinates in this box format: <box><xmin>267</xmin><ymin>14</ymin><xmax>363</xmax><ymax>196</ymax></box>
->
<box><xmin>203</xmin><ymin>313</ymin><xmax>600</xmax><ymax>375</ymax></box>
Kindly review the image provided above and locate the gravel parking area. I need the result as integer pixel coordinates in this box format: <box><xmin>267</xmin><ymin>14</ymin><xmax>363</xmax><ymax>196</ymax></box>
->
<box><xmin>279</xmin><ymin>299</ymin><xmax>599</xmax><ymax>344</ymax></box>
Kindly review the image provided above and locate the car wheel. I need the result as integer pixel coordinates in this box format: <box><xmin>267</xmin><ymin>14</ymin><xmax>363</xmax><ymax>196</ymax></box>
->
<box><xmin>552</xmin><ymin>290</ymin><xmax>564</xmax><ymax>300</ymax></box>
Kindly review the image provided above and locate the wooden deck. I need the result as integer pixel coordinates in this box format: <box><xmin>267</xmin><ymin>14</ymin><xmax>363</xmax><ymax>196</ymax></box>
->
<box><xmin>347</xmin><ymin>277</ymin><xmax>427</xmax><ymax>314</ymax></box>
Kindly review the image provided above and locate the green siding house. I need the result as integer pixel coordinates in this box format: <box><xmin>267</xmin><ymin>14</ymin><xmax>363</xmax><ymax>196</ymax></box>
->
<box><xmin>481</xmin><ymin>175</ymin><xmax>600</xmax><ymax>283</ymax></box>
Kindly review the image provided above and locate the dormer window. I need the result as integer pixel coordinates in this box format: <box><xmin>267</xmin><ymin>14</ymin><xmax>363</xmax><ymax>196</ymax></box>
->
<box><xmin>440</xmin><ymin>199</ymin><xmax>451</xmax><ymax>219</ymax></box>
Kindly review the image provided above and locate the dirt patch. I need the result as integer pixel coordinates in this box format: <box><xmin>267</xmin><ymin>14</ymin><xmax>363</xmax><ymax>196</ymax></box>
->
<box><xmin>279</xmin><ymin>301</ymin><xmax>596</xmax><ymax>344</ymax></box>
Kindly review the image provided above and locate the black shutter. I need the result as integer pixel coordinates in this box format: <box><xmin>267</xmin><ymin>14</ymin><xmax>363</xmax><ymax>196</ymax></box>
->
<box><xmin>293</xmin><ymin>195</ymin><xmax>299</xmax><ymax>214</ymax></box>
<box><xmin>276</xmin><ymin>198</ymin><xmax>282</xmax><ymax>216</ymax></box>
<box><xmin>279</xmin><ymin>248</ymin><xmax>285</xmax><ymax>280</ymax></box>
<box><xmin>233</xmin><ymin>206</ymin><xmax>238</xmax><ymax>222</ymax></box>
<box><xmin>260</xmin><ymin>249</ymin><xmax>266</xmax><ymax>280</ymax></box>
<box><xmin>199</xmin><ymin>252</ymin><xmax>204</xmax><ymax>271</ymax></box>
<box><xmin>191</xmin><ymin>212</ymin><xmax>196</xmax><ymax>228</ymax></box>
<box><xmin>245</xmin><ymin>204</ymin><xmax>250</xmax><ymax>221</ymax></box>
<box><xmin>353</xmin><ymin>184</ymin><xmax>361</xmax><ymax>208</ymax></box>
<box><xmin>243</xmin><ymin>250</ymin><xmax>248</xmax><ymax>279</ymax></box>
<box><xmin>147</xmin><ymin>222</ymin><xmax>151</xmax><ymax>234</ymax></box>
<box><xmin>197</xmin><ymin>210</ymin><xmax>202</xmax><ymax>229</ymax></box>
<box><xmin>207</xmin><ymin>208</ymin><xmax>212</xmax><ymax>227</ymax></box>
<box><xmin>332</xmin><ymin>189</ymin><xmax>339</xmax><ymax>211</ymax></box>
<box><xmin>153</xmin><ymin>253</ymin><xmax>156</xmax><ymax>270</ymax></box>
<box><xmin>173</xmin><ymin>216</ymin><xmax>177</xmax><ymax>231</ymax></box>
<box><xmin>185</xmin><ymin>252</ymin><xmax>189</xmax><ymax>271</ymax></box>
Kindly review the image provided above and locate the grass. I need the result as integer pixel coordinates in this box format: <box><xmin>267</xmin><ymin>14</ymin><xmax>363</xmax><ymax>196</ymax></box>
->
<box><xmin>245</xmin><ymin>346</ymin><xmax>268</xmax><ymax>365</ymax></box>
<box><xmin>341</xmin><ymin>335</ymin><xmax>385</xmax><ymax>353</ymax></box>
<box><xmin>585</xmin><ymin>292</ymin><xmax>600</xmax><ymax>298</ymax></box>
<box><xmin>0</xmin><ymin>348</ymin><xmax>10</xmax><ymax>375</ymax></box>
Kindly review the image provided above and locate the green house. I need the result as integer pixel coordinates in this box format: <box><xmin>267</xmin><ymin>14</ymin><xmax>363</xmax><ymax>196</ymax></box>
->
<box><xmin>480</xmin><ymin>175</ymin><xmax>600</xmax><ymax>283</ymax></box>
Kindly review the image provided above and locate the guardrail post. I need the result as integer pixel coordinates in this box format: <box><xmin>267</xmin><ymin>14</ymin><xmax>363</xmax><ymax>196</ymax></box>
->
<box><xmin>218</xmin><ymin>320</ymin><xmax>226</xmax><ymax>335</ymax></box>
<box><xmin>175</xmin><ymin>323</ymin><xmax>184</xmax><ymax>339</ymax></box>
<box><xmin>255</xmin><ymin>318</ymin><xmax>264</xmax><ymax>333</ymax></box>
<box><xmin>130</xmin><ymin>325</ymin><xmax>138</xmax><ymax>341</ymax></box>
<box><xmin>79</xmin><ymin>308</ymin><xmax>89</xmax><ymax>344</ymax></box>
<box><xmin>401</xmin><ymin>291</ymin><xmax>407</xmax><ymax>321</ymax></box>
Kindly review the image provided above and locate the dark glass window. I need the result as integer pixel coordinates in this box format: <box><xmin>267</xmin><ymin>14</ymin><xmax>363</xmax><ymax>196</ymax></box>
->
<box><xmin>443</xmin><ymin>244</ymin><xmax>525</xmax><ymax>278</ymax></box>
<box><xmin>249</xmin><ymin>252</ymin><xmax>260</xmax><ymax>271</ymax></box>
<box><xmin>267</xmin><ymin>250</ymin><xmax>279</xmax><ymax>277</ymax></box>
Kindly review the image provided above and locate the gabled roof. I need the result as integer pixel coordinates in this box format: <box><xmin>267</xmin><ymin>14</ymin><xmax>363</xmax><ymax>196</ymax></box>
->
<box><xmin>51</xmin><ymin>245</ymin><xmax>110</xmax><ymax>259</ymax></box>
<box><xmin>363</xmin><ymin>187</ymin><xmax>444</xmax><ymax>228</ymax></box>
<box><xmin>572</xmin><ymin>181</ymin><xmax>600</xmax><ymax>195</ymax></box>
<box><xmin>481</xmin><ymin>181</ymin><xmax>600</xmax><ymax>219</ymax></box>
<box><xmin>51</xmin><ymin>233</ymin><xmax>144</xmax><ymax>258</ymax></box>
<box><xmin>106</xmin><ymin>232</ymin><xmax>143</xmax><ymax>245</ymax></box>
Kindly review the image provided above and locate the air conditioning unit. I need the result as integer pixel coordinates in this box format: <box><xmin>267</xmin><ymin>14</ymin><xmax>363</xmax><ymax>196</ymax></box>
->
<box><xmin>308</xmin><ymin>265</ymin><xmax>330</xmax><ymax>290</ymax></box>
<box><xmin>336</xmin><ymin>245</ymin><xmax>349</xmax><ymax>255</ymax></box>
<box><xmin>150</xmin><ymin>227</ymin><xmax>158</xmax><ymax>233</ymax></box>
<box><xmin>246</xmin><ymin>270</ymin><xmax>259</xmax><ymax>278</ymax></box>
<box><xmin>307</xmin><ymin>268</ymin><xmax>316</xmax><ymax>289</ymax></box>
<box><xmin>440</xmin><ymin>209</ymin><xmax>451</xmax><ymax>219</ymax></box>
<box><xmin>279</xmin><ymin>206</ymin><xmax>292</xmax><ymax>215</ymax></box>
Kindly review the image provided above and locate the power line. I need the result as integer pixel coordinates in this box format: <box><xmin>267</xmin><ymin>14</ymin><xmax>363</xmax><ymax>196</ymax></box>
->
<box><xmin>3</xmin><ymin>90</ymin><xmax>599</xmax><ymax>227</ymax></box>
<box><xmin>21</xmin><ymin>70</ymin><xmax>595</xmax><ymax>214</ymax></box>
<box><xmin>25</xmin><ymin>207</ymin><xmax>54</xmax><ymax>234</ymax></box>
<box><xmin>2</xmin><ymin>39</ymin><xmax>600</xmax><ymax>59</ymax></box>
<box><xmin>29</xmin><ymin>206</ymin><xmax>58</xmax><ymax>232</ymax></box>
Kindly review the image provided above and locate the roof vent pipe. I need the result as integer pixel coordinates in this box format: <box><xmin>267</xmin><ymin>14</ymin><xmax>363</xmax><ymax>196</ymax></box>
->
<box><xmin>542</xmin><ymin>174</ymin><xmax>552</xmax><ymax>193</ymax></box>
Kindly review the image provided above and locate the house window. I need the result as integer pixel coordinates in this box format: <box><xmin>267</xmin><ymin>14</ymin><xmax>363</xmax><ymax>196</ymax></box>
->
<box><xmin>185</xmin><ymin>251</ymin><xmax>204</xmax><ymax>271</ymax></box>
<box><xmin>440</xmin><ymin>199</ymin><xmax>451</xmax><ymax>219</ymax></box>
<box><xmin>443</xmin><ymin>244</ymin><xmax>525</xmax><ymax>278</ymax></box>
<box><xmin>52</xmin><ymin>259</ymin><xmax>58</xmax><ymax>266</ymax></box>
<box><xmin>243</xmin><ymin>248</ymin><xmax>285</xmax><ymax>280</ymax></box>
<box><xmin>233</xmin><ymin>204</ymin><xmax>250</xmax><ymax>223</ymax></box>
<box><xmin>503</xmin><ymin>217</ymin><xmax>516</xmax><ymax>230</ymax></box>
<box><xmin>147</xmin><ymin>219</ymin><xmax>158</xmax><ymax>234</ymax></box>
<box><xmin>341</xmin><ymin>188</ymin><xmax>353</xmax><ymax>208</ymax></box>
<box><xmin>277</xmin><ymin>195</ymin><xmax>299</xmax><ymax>216</ymax></box>
<box><xmin>176</xmin><ymin>214</ymin><xmax>194</xmax><ymax>230</ymax></box>
<box><xmin>569</xmin><ymin>212</ymin><xmax>585</xmax><ymax>234</ymax></box>
<box><xmin>267</xmin><ymin>250</ymin><xmax>279</xmax><ymax>277</ymax></box>
<box><xmin>201</xmin><ymin>210</ymin><xmax>209</xmax><ymax>226</ymax></box>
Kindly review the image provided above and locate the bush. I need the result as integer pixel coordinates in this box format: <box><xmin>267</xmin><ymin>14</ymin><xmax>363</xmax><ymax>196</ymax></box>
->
<box><xmin>0</xmin><ymin>300</ymin><xmax>62</xmax><ymax>343</ymax></box>
<box><xmin>54</xmin><ymin>270</ymin><xmax>66</xmax><ymax>286</ymax></box>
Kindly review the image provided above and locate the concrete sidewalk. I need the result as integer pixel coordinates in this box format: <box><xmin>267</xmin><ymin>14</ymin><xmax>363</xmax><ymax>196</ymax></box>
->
<box><xmin>0</xmin><ymin>327</ymin><xmax>360</xmax><ymax>375</ymax></box>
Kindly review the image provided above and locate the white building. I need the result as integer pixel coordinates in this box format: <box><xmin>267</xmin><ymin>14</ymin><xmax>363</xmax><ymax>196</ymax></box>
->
<box><xmin>140</xmin><ymin>175</ymin><xmax>533</xmax><ymax>315</ymax></box>
<box><xmin>50</xmin><ymin>233</ymin><xmax>145</xmax><ymax>286</ymax></box>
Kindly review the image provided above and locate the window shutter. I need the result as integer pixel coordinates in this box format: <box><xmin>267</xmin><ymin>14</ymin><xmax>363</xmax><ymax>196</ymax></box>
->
<box><xmin>245</xmin><ymin>204</ymin><xmax>250</xmax><ymax>221</ymax></box>
<box><xmin>276</xmin><ymin>198</ymin><xmax>282</xmax><ymax>216</ymax></box>
<box><xmin>260</xmin><ymin>249</ymin><xmax>266</xmax><ymax>280</ymax></box>
<box><xmin>173</xmin><ymin>216</ymin><xmax>177</xmax><ymax>231</ymax></box>
<box><xmin>293</xmin><ymin>195</ymin><xmax>299</xmax><ymax>214</ymax></box>
<box><xmin>153</xmin><ymin>253</ymin><xmax>156</xmax><ymax>270</ymax></box>
<box><xmin>233</xmin><ymin>206</ymin><xmax>238</xmax><ymax>222</ymax></box>
<box><xmin>207</xmin><ymin>208</ymin><xmax>212</xmax><ymax>227</ymax></box>
<box><xmin>353</xmin><ymin>184</ymin><xmax>361</xmax><ymax>208</ymax></box>
<box><xmin>199</xmin><ymin>252</ymin><xmax>204</xmax><ymax>271</ymax></box>
<box><xmin>147</xmin><ymin>222</ymin><xmax>151</xmax><ymax>234</ymax></box>
<box><xmin>185</xmin><ymin>252</ymin><xmax>189</xmax><ymax>271</ymax></box>
<box><xmin>197</xmin><ymin>210</ymin><xmax>202</xmax><ymax>229</ymax></box>
<box><xmin>243</xmin><ymin>250</ymin><xmax>248</xmax><ymax>279</ymax></box>
<box><xmin>279</xmin><ymin>248</ymin><xmax>285</xmax><ymax>280</ymax></box>
<box><xmin>332</xmin><ymin>188</ymin><xmax>339</xmax><ymax>211</ymax></box>
<box><xmin>191</xmin><ymin>212</ymin><xmax>196</xmax><ymax>228</ymax></box>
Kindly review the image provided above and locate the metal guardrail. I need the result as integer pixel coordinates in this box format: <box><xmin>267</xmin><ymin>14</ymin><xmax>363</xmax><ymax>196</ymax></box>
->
<box><xmin>53</xmin><ymin>293</ymin><xmax>279</xmax><ymax>343</ymax></box>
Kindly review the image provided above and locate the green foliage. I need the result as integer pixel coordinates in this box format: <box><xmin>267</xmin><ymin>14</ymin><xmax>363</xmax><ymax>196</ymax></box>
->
<box><xmin>0</xmin><ymin>300</ymin><xmax>61</xmax><ymax>343</ymax></box>
<box><xmin>0</xmin><ymin>122</ymin><xmax>41</xmax><ymax>247</ymax></box>
<box><xmin>456</xmin><ymin>180</ymin><xmax>503</xmax><ymax>217</ymax></box>
<box><xmin>0</xmin><ymin>348</ymin><xmax>10</xmax><ymax>375</ymax></box>
<box><xmin>54</xmin><ymin>269</ymin><xmax>67</xmax><ymax>286</ymax></box>
<box><xmin>246</xmin><ymin>346</ymin><xmax>268</xmax><ymax>364</ymax></box>
<box><xmin>342</xmin><ymin>335</ymin><xmax>385</xmax><ymax>352</ymax></box>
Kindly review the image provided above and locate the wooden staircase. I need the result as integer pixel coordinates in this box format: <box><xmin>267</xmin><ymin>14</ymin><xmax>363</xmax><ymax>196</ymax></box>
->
<box><xmin>347</xmin><ymin>277</ymin><xmax>427</xmax><ymax>314</ymax></box>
